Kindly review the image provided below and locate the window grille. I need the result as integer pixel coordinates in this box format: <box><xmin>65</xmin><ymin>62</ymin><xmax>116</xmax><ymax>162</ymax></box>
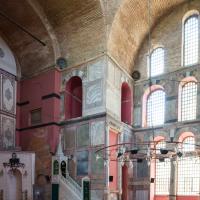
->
<box><xmin>147</xmin><ymin>90</ymin><xmax>165</xmax><ymax>126</ymax></box>
<box><xmin>182</xmin><ymin>137</ymin><xmax>195</xmax><ymax>152</ymax></box>
<box><xmin>149</xmin><ymin>48</ymin><xmax>164</xmax><ymax>77</ymax></box>
<box><xmin>177</xmin><ymin>137</ymin><xmax>200</xmax><ymax>195</ymax></box>
<box><xmin>155</xmin><ymin>141</ymin><xmax>171</xmax><ymax>195</ymax></box>
<box><xmin>181</xmin><ymin>82</ymin><xmax>197</xmax><ymax>121</ymax></box>
<box><xmin>184</xmin><ymin>15</ymin><xmax>199</xmax><ymax>66</ymax></box>
<box><xmin>178</xmin><ymin>157</ymin><xmax>200</xmax><ymax>195</ymax></box>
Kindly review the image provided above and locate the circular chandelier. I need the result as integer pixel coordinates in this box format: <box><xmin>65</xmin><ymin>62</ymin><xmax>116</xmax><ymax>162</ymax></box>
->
<box><xmin>95</xmin><ymin>140</ymin><xmax>200</xmax><ymax>168</ymax></box>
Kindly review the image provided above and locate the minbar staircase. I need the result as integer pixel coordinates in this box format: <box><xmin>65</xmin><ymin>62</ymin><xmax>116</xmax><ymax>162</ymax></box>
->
<box><xmin>59</xmin><ymin>174</ymin><xmax>82</xmax><ymax>200</ymax></box>
<box><xmin>52</xmin><ymin>134</ymin><xmax>82</xmax><ymax>200</ymax></box>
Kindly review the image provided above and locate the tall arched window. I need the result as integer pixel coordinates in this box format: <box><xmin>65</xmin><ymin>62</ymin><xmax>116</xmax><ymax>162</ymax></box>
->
<box><xmin>65</xmin><ymin>76</ymin><xmax>82</xmax><ymax>120</ymax></box>
<box><xmin>179</xmin><ymin>79</ymin><xmax>197</xmax><ymax>121</ymax></box>
<box><xmin>121</xmin><ymin>82</ymin><xmax>132</xmax><ymax>125</ymax></box>
<box><xmin>177</xmin><ymin>136</ymin><xmax>200</xmax><ymax>196</ymax></box>
<box><xmin>147</xmin><ymin>90</ymin><xmax>165</xmax><ymax>127</ymax></box>
<box><xmin>183</xmin><ymin>14</ymin><xmax>199</xmax><ymax>66</ymax></box>
<box><xmin>149</xmin><ymin>47</ymin><xmax>164</xmax><ymax>77</ymax></box>
<box><xmin>155</xmin><ymin>140</ymin><xmax>170</xmax><ymax>195</ymax></box>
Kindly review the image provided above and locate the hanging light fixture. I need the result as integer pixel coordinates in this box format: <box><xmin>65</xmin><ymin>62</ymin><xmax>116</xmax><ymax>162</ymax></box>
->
<box><xmin>3</xmin><ymin>152</ymin><xmax>25</xmax><ymax>170</ymax></box>
<box><xmin>95</xmin><ymin>140</ymin><xmax>200</xmax><ymax>167</ymax></box>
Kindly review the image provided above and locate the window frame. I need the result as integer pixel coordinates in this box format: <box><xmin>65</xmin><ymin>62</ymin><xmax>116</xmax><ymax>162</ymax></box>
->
<box><xmin>178</xmin><ymin>77</ymin><xmax>197</xmax><ymax>122</ymax></box>
<box><xmin>182</xmin><ymin>12</ymin><xmax>200</xmax><ymax>67</ymax></box>
<box><xmin>146</xmin><ymin>89</ymin><xmax>166</xmax><ymax>127</ymax></box>
<box><xmin>142</xmin><ymin>85</ymin><xmax>165</xmax><ymax>127</ymax></box>
<box><xmin>155</xmin><ymin>140</ymin><xmax>171</xmax><ymax>195</ymax></box>
<box><xmin>177</xmin><ymin>135</ymin><xmax>200</xmax><ymax>196</ymax></box>
<box><xmin>148</xmin><ymin>47</ymin><xmax>165</xmax><ymax>77</ymax></box>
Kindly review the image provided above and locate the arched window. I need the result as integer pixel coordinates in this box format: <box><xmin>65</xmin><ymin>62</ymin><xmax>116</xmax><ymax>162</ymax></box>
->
<box><xmin>177</xmin><ymin>136</ymin><xmax>200</xmax><ymax>195</ymax></box>
<box><xmin>65</xmin><ymin>76</ymin><xmax>82</xmax><ymax>120</ymax></box>
<box><xmin>121</xmin><ymin>82</ymin><xmax>132</xmax><ymax>125</ymax></box>
<box><xmin>183</xmin><ymin>14</ymin><xmax>199</xmax><ymax>66</ymax></box>
<box><xmin>147</xmin><ymin>90</ymin><xmax>165</xmax><ymax>127</ymax></box>
<box><xmin>179</xmin><ymin>78</ymin><xmax>197</xmax><ymax>121</ymax></box>
<box><xmin>149</xmin><ymin>47</ymin><xmax>164</xmax><ymax>77</ymax></box>
<box><xmin>155</xmin><ymin>140</ymin><xmax>170</xmax><ymax>195</ymax></box>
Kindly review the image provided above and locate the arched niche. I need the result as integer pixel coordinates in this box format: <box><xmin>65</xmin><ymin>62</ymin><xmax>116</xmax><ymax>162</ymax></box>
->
<box><xmin>7</xmin><ymin>169</ymin><xmax>22</xmax><ymax>200</ymax></box>
<box><xmin>121</xmin><ymin>82</ymin><xmax>132</xmax><ymax>125</ymax></box>
<box><xmin>61</xmin><ymin>161</ymin><xmax>67</xmax><ymax>178</ymax></box>
<box><xmin>65</xmin><ymin>76</ymin><xmax>82</xmax><ymax>120</ymax></box>
<box><xmin>53</xmin><ymin>160</ymin><xmax>59</xmax><ymax>175</ymax></box>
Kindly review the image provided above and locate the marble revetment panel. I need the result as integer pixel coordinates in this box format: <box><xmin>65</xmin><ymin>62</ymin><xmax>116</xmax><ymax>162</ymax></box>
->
<box><xmin>88</xmin><ymin>59</ymin><xmax>105</xmax><ymax>81</ymax></box>
<box><xmin>2</xmin><ymin>74</ymin><xmax>16</xmax><ymax>114</ymax></box>
<box><xmin>1</xmin><ymin>114</ymin><xmax>15</xmax><ymax>149</ymax></box>
<box><xmin>91</xmin><ymin>121</ymin><xmax>105</xmax><ymax>146</ymax></box>
<box><xmin>84</xmin><ymin>80</ymin><xmax>103</xmax><ymax>109</ymax></box>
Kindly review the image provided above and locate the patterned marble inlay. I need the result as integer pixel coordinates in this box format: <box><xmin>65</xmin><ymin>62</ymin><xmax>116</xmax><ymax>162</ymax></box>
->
<box><xmin>2</xmin><ymin>75</ymin><xmax>15</xmax><ymax>113</ymax></box>
<box><xmin>85</xmin><ymin>80</ymin><xmax>103</xmax><ymax>109</ymax></box>
<box><xmin>1</xmin><ymin>115</ymin><xmax>15</xmax><ymax>149</ymax></box>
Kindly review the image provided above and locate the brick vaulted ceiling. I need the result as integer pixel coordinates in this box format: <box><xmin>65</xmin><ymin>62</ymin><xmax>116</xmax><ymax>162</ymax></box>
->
<box><xmin>0</xmin><ymin>0</ymin><xmax>188</xmax><ymax>77</ymax></box>
<box><xmin>108</xmin><ymin>0</ymin><xmax>188</xmax><ymax>74</ymax></box>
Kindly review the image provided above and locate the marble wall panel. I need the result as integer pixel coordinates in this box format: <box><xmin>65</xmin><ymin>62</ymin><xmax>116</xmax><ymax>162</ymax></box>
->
<box><xmin>91</xmin><ymin>190</ymin><xmax>104</xmax><ymax>200</ymax></box>
<box><xmin>77</xmin><ymin>124</ymin><xmax>89</xmax><ymax>147</ymax></box>
<box><xmin>133</xmin><ymin>107</ymin><xmax>142</xmax><ymax>127</ymax></box>
<box><xmin>107</xmin><ymin>60</ymin><xmax>115</xmax><ymax>85</ymax></box>
<box><xmin>2</xmin><ymin>74</ymin><xmax>16</xmax><ymax>114</ymax></box>
<box><xmin>88</xmin><ymin>59</ymin><xmax>105</xmax><ymax>81</ymax></box>
<box><xmin>106</xmin><ymin>87</ymin><xmax>120</xmax><ymax>118</ymax></box>
<box><xmin>91</xmin><ymin>121</ymin><xmax>105</xmax><ymax>146</ymax></box>
<box><xmin>1</xmin><ymin>114</ymin><xmax>15</xmax><ymax>149</ymax></box>
<box><xmin>91</xmin><ymin>150</ymin><xmax>104</xmax><ymax>174</ymax></box>
<box><xmin>64</xmin><ymin>127</ymin><xmax>76</xmax><ymax>149</ymax></box>
<box><xmin>84</xmin><ymin>79</ymin><xmax>103</xmax><ymax>110</ymax></box>
<box><xmin>76</xmin><ymin>150</ymin><xmax>89</xmax><ymax>176</ymax></box>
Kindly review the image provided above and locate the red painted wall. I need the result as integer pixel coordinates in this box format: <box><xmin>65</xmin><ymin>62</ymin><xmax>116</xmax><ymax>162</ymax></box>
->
<box><xmin>17</xmin><ymin>69</ymin><xmax>60</xmax><ymax>129</ymax></box>
<box><xmin>154</xmin><ymin>196</ymin><xmax>169</xmax><ymax>200</ymax></box>
<box><xmin>109</xmin><ymin>129</ymin><xmax>118</xmax><ymax>191</ymax></box>
<box><xmin>121</xmin><ymin>82</ymin><xmax>132</xmax><ymax>125</ymax></box>
<box><xmin>176</xmin><ymin>196</ymin><xmax>199</xmax><ymax>200</ymax></box>
<box><xmin>155</xmin><ymin>195</ymin><xmax>199</xmax><ymax>200</ymax></box>
<box><xmin>17</xmin><ymin>69</ymin><xmax>61</xmax><ymax>175</ymax></box>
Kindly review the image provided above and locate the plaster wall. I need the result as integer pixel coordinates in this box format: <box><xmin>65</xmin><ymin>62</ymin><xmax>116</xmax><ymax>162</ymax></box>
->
<box><xmin>0</xmin><ymin>151</ymin><xmax>35</xmax><ymax>200</ymax></box>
